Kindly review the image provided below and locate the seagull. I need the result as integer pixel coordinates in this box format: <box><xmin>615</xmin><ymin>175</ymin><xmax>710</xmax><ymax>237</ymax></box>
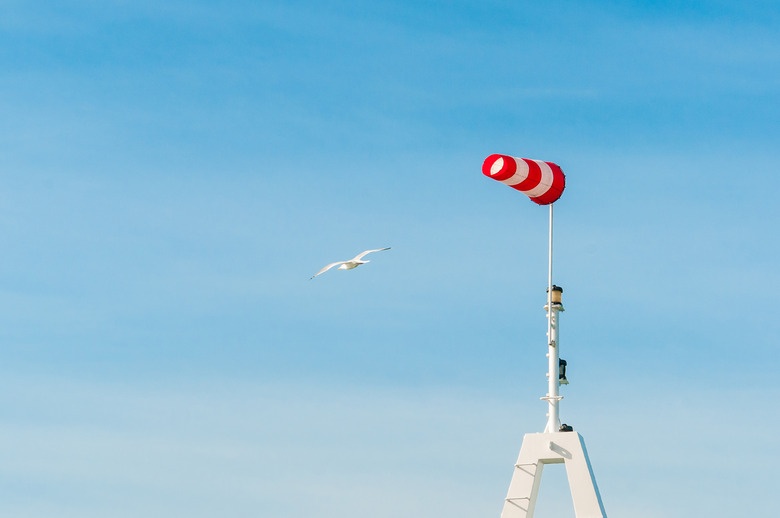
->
<box><xmin>311</xmin><ymin>247</ymin><xmax>391</xmax><ymax>279</ymax></box>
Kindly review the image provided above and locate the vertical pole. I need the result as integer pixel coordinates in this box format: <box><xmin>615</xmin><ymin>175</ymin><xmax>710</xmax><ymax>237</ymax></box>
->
<box><xmin>544</xmin><ymin>204</ymin><xmax>560</xmax><ymax>433</ymax></box>
<box><xmin>547</xmin><ymin>203</ymin><xmax>553</xmax><ymax>336</ymax></box>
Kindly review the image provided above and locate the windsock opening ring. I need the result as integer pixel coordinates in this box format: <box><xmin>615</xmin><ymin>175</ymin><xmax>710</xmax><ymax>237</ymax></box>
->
<box><xmin>482</xmin><ymin>154</ymin><xmax>565</xmax><ymax>205</ymax></box>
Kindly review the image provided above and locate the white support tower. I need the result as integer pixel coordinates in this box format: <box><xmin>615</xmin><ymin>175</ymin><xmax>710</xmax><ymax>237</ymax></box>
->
<box><xmin>499</xmin><ymin>204</ymin><xmax>607</xmax><ymax>518</ymax></box>
<box><xmin>501</xmin><ymin>431</ymin><xmax>606</xmax><ymax>518</ymax></box>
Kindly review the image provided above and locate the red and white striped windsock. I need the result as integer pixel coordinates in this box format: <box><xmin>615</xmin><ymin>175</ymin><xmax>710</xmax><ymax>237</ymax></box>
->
<box><xmin>482</xmin><ymin>154</ymin><xmax>566</xmax><ymax>205</ymax></box>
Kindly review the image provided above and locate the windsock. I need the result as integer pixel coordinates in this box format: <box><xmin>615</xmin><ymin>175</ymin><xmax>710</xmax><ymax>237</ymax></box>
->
<box><xmin>482</xmin><ymin>154</ymin><xmax>565</xmax><ymax>205</ymax></box>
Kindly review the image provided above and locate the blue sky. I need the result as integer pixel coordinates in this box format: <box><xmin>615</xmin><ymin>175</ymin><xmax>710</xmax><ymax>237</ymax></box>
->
<box><xmin>1</xmin><ymin>0</ymin><xmax>779</xmax><ymax>516</ymax></box>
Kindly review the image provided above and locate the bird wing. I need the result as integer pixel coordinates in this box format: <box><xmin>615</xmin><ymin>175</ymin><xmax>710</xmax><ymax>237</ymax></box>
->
<box><xmin>352</xmin><ymin>247</ymin><xmax>391</xmax><ymax>261</ymax></box>
<box><xmin>311</xmin><ymin>261</ymin><xmax>347</xmax><ymax>279</ymax></box>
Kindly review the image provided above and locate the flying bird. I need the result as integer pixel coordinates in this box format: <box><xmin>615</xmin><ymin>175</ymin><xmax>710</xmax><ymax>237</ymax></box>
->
<box><xmin>311</xmin><ymin>247</ymin><xmax>391</xmax><ymax>279</ymax></box>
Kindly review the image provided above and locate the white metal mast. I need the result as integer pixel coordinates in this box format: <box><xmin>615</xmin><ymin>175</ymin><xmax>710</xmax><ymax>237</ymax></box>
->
<box><xmin>542</xmin><ymin>203</ymin><xmax>562</xmax><ymax>433</ymax></box>
<box><xmin>499</xmin><ymin>202</ymin><xmax>607</xmax><ymax>518</ymax></box>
